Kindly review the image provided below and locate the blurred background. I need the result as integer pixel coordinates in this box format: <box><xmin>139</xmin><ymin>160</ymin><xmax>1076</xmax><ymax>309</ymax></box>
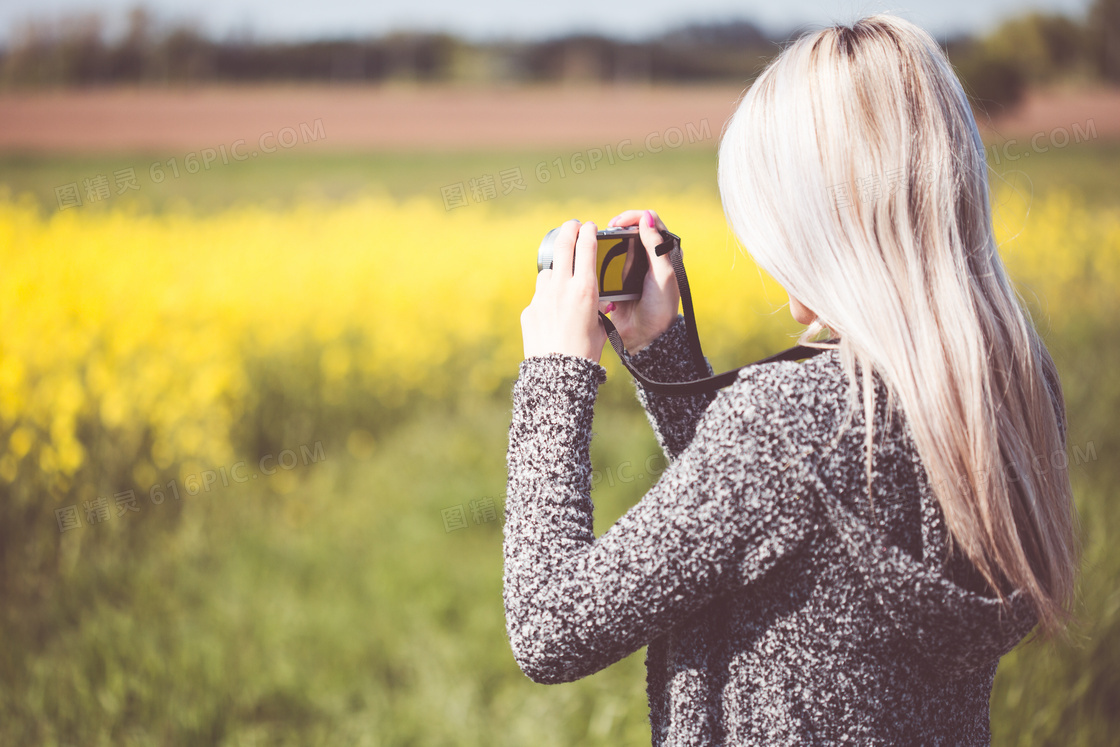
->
<box><xmin>0</xmin><ymin>1</ymin><xmax>1117</xmax><ymax>745</ymax></box>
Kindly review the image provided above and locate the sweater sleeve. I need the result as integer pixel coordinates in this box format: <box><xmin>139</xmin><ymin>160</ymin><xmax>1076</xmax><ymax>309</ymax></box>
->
<box><xmin>624</xmin><ymin>314</ymin><xmax>716</xmax><ymax>460</ymax></box>
<box><xmin>502</xmin><ymin>354</ymin><xmax>819</xmax><ymax>685</ymax></box>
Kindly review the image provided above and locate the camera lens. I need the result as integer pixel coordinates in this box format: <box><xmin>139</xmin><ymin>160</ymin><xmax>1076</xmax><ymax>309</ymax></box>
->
<box><xmin>537</xmin><ymin>226</ymin><xmax>560</xmax><ymax>273</ymax></box>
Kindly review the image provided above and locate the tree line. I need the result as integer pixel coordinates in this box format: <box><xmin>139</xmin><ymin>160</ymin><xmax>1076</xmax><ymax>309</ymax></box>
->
<box><xmin>1</xmin><ymin>1</ymin><xmax>1117</xmax><ymax>108</ymax></box>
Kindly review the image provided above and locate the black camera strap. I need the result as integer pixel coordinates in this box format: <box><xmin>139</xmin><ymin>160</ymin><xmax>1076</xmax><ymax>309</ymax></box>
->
<box><xmin>598</xmin><ymin>229</ymin><xmax>839</xmax><ymax>396</ymax></box>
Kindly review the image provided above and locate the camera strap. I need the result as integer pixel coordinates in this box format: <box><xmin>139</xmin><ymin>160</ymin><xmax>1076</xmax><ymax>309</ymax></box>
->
<box><xmin>597</xmin><ymin>229</ymin><xmax>839</xmax><ymax>396</ymax></box>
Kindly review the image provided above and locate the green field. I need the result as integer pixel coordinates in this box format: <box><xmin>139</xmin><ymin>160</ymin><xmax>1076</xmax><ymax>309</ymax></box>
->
<box><xmin>1</xmin><ymin>139</ymin><xmax>1118</xmax><ymax>746</ymax></box>
<box><xmin>0</xmin><ymin>146</ymin><xmax>724</xmax><ymax>218</ymax></box>
<box><xmin>5</xmin><ymin>138</ymin><xmax>1120</xmax><ymax>217</ymax></box>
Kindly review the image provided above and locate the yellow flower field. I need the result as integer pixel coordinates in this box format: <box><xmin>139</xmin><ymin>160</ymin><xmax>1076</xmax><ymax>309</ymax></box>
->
<box><xmin>0</xmin><ymin>186</ymin><xmax>1116</xmax><ymax>573</ymax></box>
<box><xmin>1</xmin><ymin>187</ymin><xmax>1116</xmax><ymax>485</ymax></box>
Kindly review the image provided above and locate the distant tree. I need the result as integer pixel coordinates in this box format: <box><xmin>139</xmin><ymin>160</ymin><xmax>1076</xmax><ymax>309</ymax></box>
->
<box><xmin>949</xmin><ymin>12</ymin><xmax>1091</xmax><ymax>111</ymax></box>
<box><xmin>106</xmin><ymin>6</ymin><xmax>156</xmax><ymax>82</ymax></box>
<box><xmin>982</xmin><ymin>13</ymin><xmax>1084</xmax><ymax>81</ymax></box>
<box><xmin>1089</xmin><ymin>0</ymin><xmax>1120</xmax><ymax>81</ymax></box>
<box><xmin>666</xmin><ymin>20</ymin><xmax>771</xmax><ymax>48</ymax></box>
<box><xmin>950</xmin><ymin>42</ymin><xmax>1028</xmax><ymax>113</ymax></box>
<box><xmin>1</xmin><ymin>13</ymin><xmax>108</xmax><ymax>87</ymax></box>
<box><xmin>159</xmin><ymin>25</ymin><xmax>213</xmax><ymax>83</ymax></box>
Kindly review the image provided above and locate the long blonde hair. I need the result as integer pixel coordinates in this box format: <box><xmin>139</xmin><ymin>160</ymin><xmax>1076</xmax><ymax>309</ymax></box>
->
<box><xmin>717</xmin><ymin>14</ymin><xmax>1078</xmax><ymax>636</ymax></box>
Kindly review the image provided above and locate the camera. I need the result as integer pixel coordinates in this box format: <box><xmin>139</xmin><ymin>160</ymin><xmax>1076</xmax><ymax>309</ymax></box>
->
<box><xmin>537</xmin><ymin>225</ymin><xmax>650</xmax><ymax>302</ymax></box>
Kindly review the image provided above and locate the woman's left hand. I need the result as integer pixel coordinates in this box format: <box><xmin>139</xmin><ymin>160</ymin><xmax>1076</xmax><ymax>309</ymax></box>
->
<box><xmin>520</xmin><ymin>220</ymin><xmax>608</xmax><ymax>363</ymax></box>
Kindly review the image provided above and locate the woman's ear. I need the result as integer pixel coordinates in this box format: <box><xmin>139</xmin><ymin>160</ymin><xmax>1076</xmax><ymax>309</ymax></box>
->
<box><xmin>788</xmin><ymin>295</ymin><xmax>818</xmax><ymax>326</ymax></box>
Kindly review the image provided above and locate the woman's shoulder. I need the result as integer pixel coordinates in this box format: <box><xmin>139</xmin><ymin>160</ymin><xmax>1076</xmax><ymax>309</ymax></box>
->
<box><xmin>693</xmin><ymin>347</ymin><xmax>850</xmax><ymax>446</ymax></box>
<box><xmin>723</xmin><ymin>347</ymin><xmax>847</xmax><ymax>413</ymax></box>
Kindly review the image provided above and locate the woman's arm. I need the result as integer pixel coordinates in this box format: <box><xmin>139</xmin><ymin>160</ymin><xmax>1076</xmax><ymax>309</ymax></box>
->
<box><xmin>624</xmin><ymin>314</ymin><xmax>716</xmax><ymax>460</ymax></box>
<box><xmin>502</xmin><ymin>354</ymin><xmax>818</xmax><ymax>685</ymax></box>
<box><xmin>599</xmin><ymin>209</ymin><xmax>715</xmax><ymax>459</ymax></box>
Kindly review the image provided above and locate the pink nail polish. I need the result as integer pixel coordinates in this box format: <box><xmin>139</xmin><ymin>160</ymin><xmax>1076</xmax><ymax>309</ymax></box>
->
<box><xmin>604</xmin><ymin>302</ymin><xmax>616</xmax><ymax>314</ymax></box>
<box><xmin>643</xmin><ymin>210</ymin><xmax>653</xmax><ymax>227</ymax></box>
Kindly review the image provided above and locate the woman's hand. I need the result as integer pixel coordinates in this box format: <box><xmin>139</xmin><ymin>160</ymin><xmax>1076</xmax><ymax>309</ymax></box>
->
<box><xmin>604</xmin><ymin>209</ymin><xmax>680</xmax><ymax>354</ymax></box>
<box><xmin>520</xmin><ymin>220</ymin><xmax>608</xmax><ymax>363</ymax></box>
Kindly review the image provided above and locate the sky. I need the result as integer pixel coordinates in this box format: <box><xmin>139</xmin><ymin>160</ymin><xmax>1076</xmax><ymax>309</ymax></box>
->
<box><xmin>0</xmin><ymin>0</ymin><xmax>1097</xmax><ymax>45</ymax></box>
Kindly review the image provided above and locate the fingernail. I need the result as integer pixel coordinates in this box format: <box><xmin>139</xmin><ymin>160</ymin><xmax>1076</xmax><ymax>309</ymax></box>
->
<box><xmin>643</xmin><ymin>210</ymin><xmax>653</xmax><ymax>227</ymax></box>
<box><xmin>604</xmin><ymin>302</ymin><xmax>616</xmax><ymax>313</ymax></box>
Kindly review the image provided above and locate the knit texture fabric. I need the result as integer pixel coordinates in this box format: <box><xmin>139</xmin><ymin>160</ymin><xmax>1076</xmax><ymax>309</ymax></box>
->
<box><xmin>503</xmin><ymin>315</ymin><xmax>1040</xmax><ymax>745</ymax></box>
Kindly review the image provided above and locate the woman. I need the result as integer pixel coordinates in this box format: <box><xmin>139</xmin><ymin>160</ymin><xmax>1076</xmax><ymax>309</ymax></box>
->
<box><xmin>503</xmin><ymin>14</ymin><xmax>1078</xmax><ymax>744</ymax></box>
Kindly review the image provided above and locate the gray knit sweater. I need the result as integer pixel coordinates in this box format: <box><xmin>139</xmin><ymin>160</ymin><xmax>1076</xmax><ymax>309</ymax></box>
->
<box><xmin>503</xmin><ymin>315</ymin><xmax>1041</xmax><ymax>745</ymax></box>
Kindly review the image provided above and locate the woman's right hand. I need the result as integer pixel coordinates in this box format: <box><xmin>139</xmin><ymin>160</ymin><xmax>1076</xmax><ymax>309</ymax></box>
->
<box><xmin>602</xmin><ymin>209</ymin><xmax>680</xmax><ymax>354</ymax></box>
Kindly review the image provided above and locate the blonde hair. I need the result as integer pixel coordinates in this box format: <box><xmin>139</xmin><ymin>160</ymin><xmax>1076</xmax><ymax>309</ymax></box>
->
<box><xmin>718</xmin><ymin>14</ymin><xmax>1078</xmax><ymax>636</ymax></box>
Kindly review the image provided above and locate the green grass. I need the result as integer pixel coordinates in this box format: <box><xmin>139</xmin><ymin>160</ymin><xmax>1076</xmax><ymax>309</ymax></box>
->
<box><xmin>989</xmin><ymin>327</ymin><xmax>1120</xmax><ymax>746</ymax></box>
<box><xmin>4</xmin><ymin>137</ymin><xmax>1119</xmax><ymax>220</ymax></box>
<box><xmin>0</xmin><ymin>145</ymin><xmax>721</xmax><ymax>218</ymax></box>
<box><xmin>986</xmin><ymin>139</ymin><xmax>1120</xmax><ymax>209</ymax></box>
<box><xmin>0</xmin><ymin>395</ymin><xmax>663</xmax><ymax>746</ymax></box>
